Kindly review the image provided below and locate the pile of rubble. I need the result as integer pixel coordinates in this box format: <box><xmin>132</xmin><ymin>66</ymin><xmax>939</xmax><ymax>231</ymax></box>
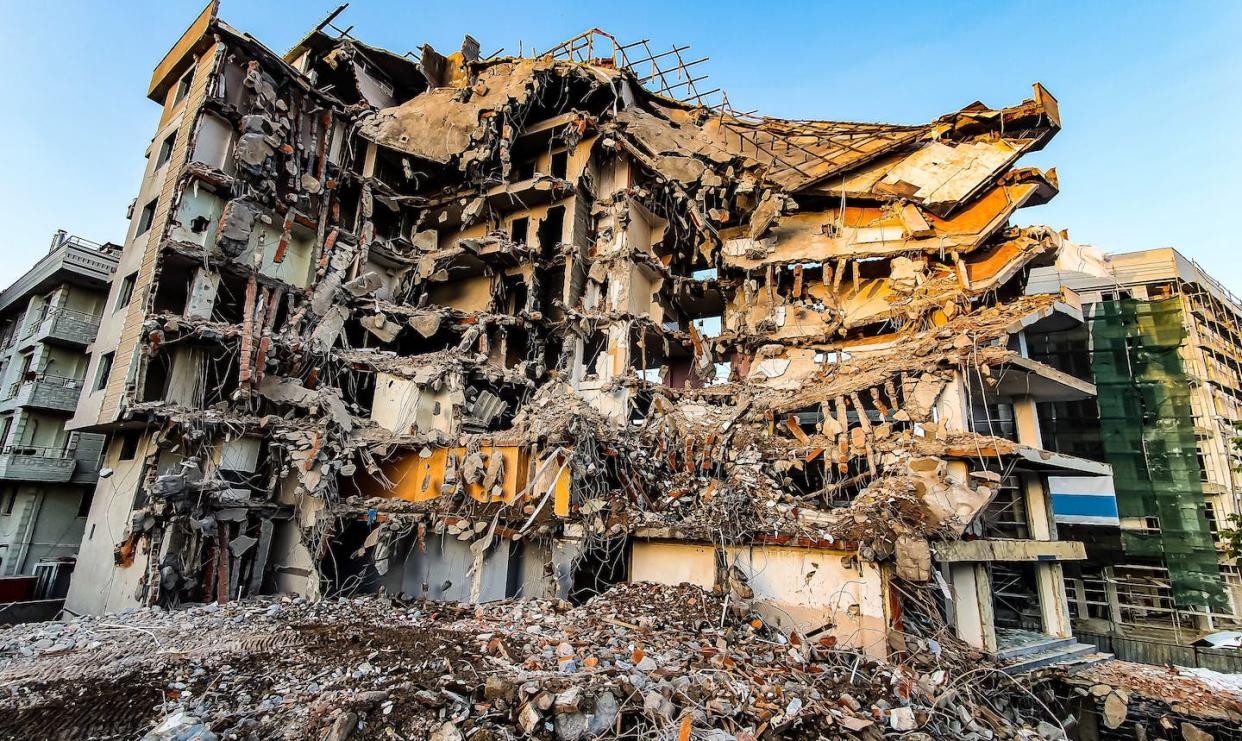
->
<box><xmin>1064</xmin><ymin>660</ymin><xmax>1242</xmax><ymax>738</ymax></box>
<box><xmin>0</xmin><ymin>583</ymin><xmax>1067</xmax><ymax>740</ymax></box>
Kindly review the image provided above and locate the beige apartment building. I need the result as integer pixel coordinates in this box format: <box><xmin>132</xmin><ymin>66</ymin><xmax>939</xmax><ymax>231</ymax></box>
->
<box><xmin>1031</xmin><ymin>248</ymin><xmax>1242</xmax><ymax>640</ymax></box>
<box><xmin>0</xmin><ymin>231</ymin><xmax>117</xmax><ymax>598</ymax></box>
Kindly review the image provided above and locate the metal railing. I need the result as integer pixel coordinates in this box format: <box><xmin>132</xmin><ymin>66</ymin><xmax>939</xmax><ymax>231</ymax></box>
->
<box><xmin>1077</xmin><ymin>631</ymin><xmax>1242</xmax><ymax>673</ymax></box>
<box><xmin>20</xmin><ymin>306</ymin><xmax>101</xmax><ymax>345</ymax></box>
<box><xmin>0</xmin><ymin>445</ymin><xmax>75</xmax><ymax>459</ymax></box>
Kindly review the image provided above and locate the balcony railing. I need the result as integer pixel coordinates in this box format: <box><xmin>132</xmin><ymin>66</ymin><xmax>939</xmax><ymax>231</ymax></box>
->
<box><xmin>21</xmin><ymin>307</ymin><xmax>102</xmax><ymax>347</ymax></box>
<box><xmin>0</xmin><ymin>445</ymin><xmax>77</xmax><ymax>483</ymax></box>
<box><xmin>0</xmin><ymin>433</ymin><xmax>105</xmax><ymax>484</ymax></box>
<box><xmin>3</xmin><ymin>374</ymin><xmax>85</xmax><ymax>413</ymax></box>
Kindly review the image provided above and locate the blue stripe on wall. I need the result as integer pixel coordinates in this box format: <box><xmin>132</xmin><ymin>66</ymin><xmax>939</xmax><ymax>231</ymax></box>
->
<box><xmin>1052</xmin><ymin>493</ymin><xmax>1118</xmax><ymax>518</ymax></box>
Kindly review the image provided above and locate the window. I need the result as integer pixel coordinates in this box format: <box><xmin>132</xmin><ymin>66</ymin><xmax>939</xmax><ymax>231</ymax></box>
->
<box><xmin>135</xmin><ymin>198</ymin><xmax>157</xmax><ymax>236</ymax></box>
<box><xmin>510</xmin><ymin>217</ymin><xmax>529</xmax><ymax>243</ymax></box>
<box><xmin>1148</xmin><ymin>282</ymin><xmax>1176</xmax><ymax>300</ymax></box>
<box><xmin>155</xmin><ymin>132</ymin><xmax>176</xmax><ymax>168</ymax></box>
<box><xmin>76</xmin><ymin>489</ymin><xmax>94</xmax><ymax>518</ymax></box>
<box><xmin>118</xmin><ymin>431</ymin><xmax>141</xmax><ymax>461</ymax></box>
<box><xmin>173</xmin><ymin>69</ymin><xmax>193</xmax><ymax>105</ymax></box>
<box><xmin>115</xmin><ymin>272</ymin><xmax>137</xmax><ymax>311</ymax></box>
<box><xmin>95</xmin><ymin>352</ymin><xmax>115</xmax><ymax>391</ymax></box>
<box><xmin>2</xmin><ymin>487</ymin><xmax>16</xmax><ymax>516</ymax></box>
<box><xmin>1205</xmin><ymin>502</ymin><xmax>1220</xmax><ymax>534</ymax></box>
<box><xmin>550</xmin><ymin>150</ymin><xmax>569</xmax><ymax>179</ymax></box>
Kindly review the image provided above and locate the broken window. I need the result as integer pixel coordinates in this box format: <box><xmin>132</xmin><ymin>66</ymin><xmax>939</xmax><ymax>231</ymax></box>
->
<box><xmin>513</xmin><ymin>156</ymin><xmax>536</xmax><ymax>181</ymax></box>
<box><xmin>119</xmin><ymin>431</ymin><xmax>141</xmax><ymax>461</ymax></box>
<box><xmin>95</xmin><ymin>352</ymin><xmax>114</xmax><ymax>391</ymax></box>
<box><xmin>155</xmin><ymin>131</ymin><xmax>177</xmax><ymax>169</ymax></box>
<box><xmin>510</xmin><ymin>216</ymin><xmax>529</xmax><ymax>243</ymax></box>
<box><xmin>549</xmin><ymin>149</ymin><xmax>568</xmax><ymax>179</ymax></box>
<box><xmin>151</xmin><ymin>262</ymin><xmax>191</xmax><ymax>315</ymax></box>
<box><xmin>568</xmin><ymin>538</ymin><xmax>629</xmax><ymax>605</ymax></box>
<box><xmin>580</xmin><ymin>332</ymin><xmax>607</xmax><ymax>380</ymax></box>
<box><xmin>115</xmin><ymin>272</ymin><xmax>137</xmax><ymax>311</ymax></box>
<box><xmin>537</xmin><ymin>206</ymin><xmax>564</xmax><ymax>259</ymax></box>
<box><xmin>173</xmin><ymin>68</ymin><xmax>193</xmax><ymax>105</ymax></box>
<box><xmin>135</xmin><ymin>198</ymin><xmax>157</xmax><ymax>236</ymax></box>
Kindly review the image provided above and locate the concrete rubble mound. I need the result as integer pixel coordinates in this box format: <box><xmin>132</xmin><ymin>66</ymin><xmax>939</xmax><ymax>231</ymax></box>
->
<box><xmin>0</xmin><ymin>583</ymin><xmax>1072</xmax><ymax>740</ymax></box>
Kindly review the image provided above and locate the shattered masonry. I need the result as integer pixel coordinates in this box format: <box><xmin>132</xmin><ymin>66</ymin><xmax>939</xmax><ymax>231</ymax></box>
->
<box><xmin>67</xmin><ymin>4</ymin><xmax>1104</xmax><ymax>675</ymax></box>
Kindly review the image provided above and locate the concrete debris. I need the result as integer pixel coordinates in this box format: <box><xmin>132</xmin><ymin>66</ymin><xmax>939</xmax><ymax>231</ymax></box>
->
<box><xmin>0</xmin><ymin>583</ymin><xmax>1073</xmax><ymax>739</ymax></box>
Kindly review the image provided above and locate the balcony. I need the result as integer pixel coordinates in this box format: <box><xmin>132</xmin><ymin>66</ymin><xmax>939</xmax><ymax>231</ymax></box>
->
<box><xmin>22</xmin><ymin>307</ymin><xmax>102</xmax><ymax>348</ymax></box>
<box><xmin>0</xmin><ymin>446</ymin><xmax>78</xmax><ymax>483</ymax></box>
<box><xmin>0</xmin><ymin>434</ymin><xmax>106</xmax><ymax>484</ymax></box>
<box><xmin>3</xmin><ymin>374</ymin><xmax>85</xmax><ymax>414</ymax></box>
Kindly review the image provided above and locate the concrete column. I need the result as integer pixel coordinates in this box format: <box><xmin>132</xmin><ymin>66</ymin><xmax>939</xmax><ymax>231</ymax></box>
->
<box><xmin>1013</xmin><ymin>394</ymin><xmax>1073</xmax><ymax>638</ymax></box>
<box><xmin>949</xmin><ymin>562</ymin><xmax>997</xmax><ymax>653</ymax></box>
<box><xmin>1012</xmin><ymin>394</ymin><xmax>1043</xmax><ymax>448</ymax></box>
<box><xmin>1035</xmin><ymin>563</ymin><xmax>1073</xmax><ymax>638</ymax></box>
<box><xmin>1014</xmin><ymin>395</ymin><xmax>1056</xmax><ymax>540</ymax></box>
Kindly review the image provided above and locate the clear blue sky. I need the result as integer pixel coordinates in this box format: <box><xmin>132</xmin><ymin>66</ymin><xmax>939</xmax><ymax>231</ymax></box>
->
<box><xmin>1</xmin><ymin>1</ymin><xmax>1239</xmax><ymax>290</ymax></box>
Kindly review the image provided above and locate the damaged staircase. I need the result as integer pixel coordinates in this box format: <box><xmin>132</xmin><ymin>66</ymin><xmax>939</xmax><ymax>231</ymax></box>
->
<box><xmin>999</xmin><ymin>631</ymin><xmax>1113</xmax><ymax>674</ymax></box>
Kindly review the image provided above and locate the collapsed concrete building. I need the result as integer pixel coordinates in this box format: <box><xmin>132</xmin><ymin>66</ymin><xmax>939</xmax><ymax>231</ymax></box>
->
<box><xmin>65</xmin><ymin>2</ymin><xmax>1111</xmax><ymax>666</ymax></box>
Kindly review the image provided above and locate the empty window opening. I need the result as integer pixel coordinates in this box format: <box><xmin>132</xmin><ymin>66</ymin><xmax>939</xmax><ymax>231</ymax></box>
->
<box><xmin>151</xmin><ymin>264</ymin><xmax>191</xmax><ymax>315</ymax></box>
<box><xmin>581</xmin><ymin>332</ymin><xmax>607</xmax><ymax>380</ymax></box>
<box><xmin>537</xmin><ymin>206</ymin><xmax>565</xmax><ymax>259</ymax></box>
<box><xmin>549</xmin><ymin>150</ymin><xmax>569</xmax><ymax>179</ymax></box>
<box><xmin>173</xmin><ymin>69</ymin><xmax>193</xmax><ymax>105</ymax></box>
<box><xmin>141</xmin><ymin>355</ymin><xmax>172</xmax><ymax>403</ymax></box>
<box><xmin>95</xmin><ymin>352</ymin><xmax>115</xmax><ymax>391</ymax></box>
<box><xmin>115</xmin><ymin>272</ymin><xmax>138</xmax><ymax>311</ymax></box>
<box><xmin>119</xmin><ymin>431</ymin><xmax>142</xmax><ymax>461</ymax></box>
<box><xmin>513</xmin><ymin>156</ymin><xmax>536</xmax><ymax>182</ymax></box>
<box><xmin>569</xmin><ymin>538</ymin><xmax>629</xmax><ymax>605</ymax></box>
<box><xmin>505</xmin><ymin>277</ymin><xmax>529</xmax><ymax>316</ymax></box>
<box><xmin>509</xmin><ymin>217</ymin><xmax>529</xmax><ymax>244</ymax></box>
<box><xmin>135</xmin><ymin>198</ymin><xmax>158</xmax><ymax>236</ymax></box>
<box><xmin>155</xmin><ymin>131</ymin><xmax>177</xmax><ymax>168</ymax></box>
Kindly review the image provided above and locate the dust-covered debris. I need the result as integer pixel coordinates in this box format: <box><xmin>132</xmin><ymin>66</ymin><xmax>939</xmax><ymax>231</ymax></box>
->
<box><xmin>1</xmin><ymin>584</ymin><xmax>1073</xmax><ymax>740</ymax></box>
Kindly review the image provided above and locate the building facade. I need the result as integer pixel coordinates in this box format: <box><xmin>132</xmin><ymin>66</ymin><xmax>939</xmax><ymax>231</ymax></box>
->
<box><xmin>1031</xmin><ymin>248</ymin><xmax>1242</xmax><ymax>641</ymax></box>
<box><xmin>64</xmin><ymin>5</ymin><xmax>1106</xmax><ymax>667</ymax></box>
<box><xmin>0</xmin><ymin>230</ymin><xmax>117</xmax><ymax>595</ymax></box>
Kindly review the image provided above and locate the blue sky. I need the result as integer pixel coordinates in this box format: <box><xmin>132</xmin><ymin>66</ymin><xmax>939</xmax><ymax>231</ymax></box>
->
<box><xmin>1</xmin><ymin>1</ymin><xmax>1239</xmax><ymax>289</ymax></box>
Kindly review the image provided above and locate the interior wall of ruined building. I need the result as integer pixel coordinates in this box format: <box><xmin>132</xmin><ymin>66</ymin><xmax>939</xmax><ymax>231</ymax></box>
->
<box><xmin>631</xmin><ymin>540</ymin><xmax>891</xmax><ymax>658</ymax></box>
